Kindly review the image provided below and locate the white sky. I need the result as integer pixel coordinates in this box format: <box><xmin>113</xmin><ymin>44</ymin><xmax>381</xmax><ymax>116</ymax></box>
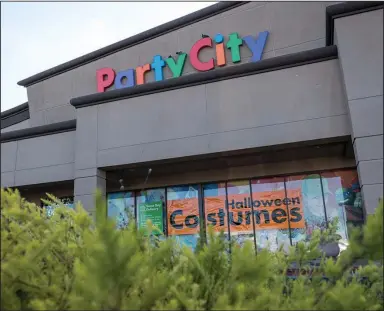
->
<box><xmin>1</xmin><ymin>2</ymin><xmax>215</xmax><ymax>112</ymax></box>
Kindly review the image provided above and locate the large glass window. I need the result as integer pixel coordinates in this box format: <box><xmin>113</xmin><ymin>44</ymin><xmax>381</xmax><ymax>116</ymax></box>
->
<box><xmin>226</xmin><ymin>180</ymin><xmax>255</xmax><ymax>248</ymax></box>
<box><xmin>251</xmin><ymin>177</ymin><xmax>291</xmax><ymax>252</ymax></box>
<box><xmin>42</xmin><ymin>196</ymin><xmax>74</xmax><ymax>218</ymax></box>
<box><xmin>321</xmin><ymin>170</ymin><xmax>364</xmax><ymax>241</ymax></box>
<box><xmin>136</xmin><ymin>188</ymin><xmax>166</xmax><ymax>235</ymax></box>
<box><xmin>285</xmin><ymin>174</ymin><xmax>327</xmax><ymax>245</ymax></box>
<box><xmin>203</xmin><ymin>183</ymin><xmax>229</xmax><ymax>239</ymax></box>
<box><xmin>106</xmin><ymin>169</ymin><xmax>363</xmax><ymax>251</ymax></box>
<box><xmin>107</xmin><ymin>192</ymin><xmax>135</xmax><ymax>229</ymax></box>
<box><xmin>167</xmin><ymin>185</ymin><xmax>200</xmax><ymax>250</ymax></box>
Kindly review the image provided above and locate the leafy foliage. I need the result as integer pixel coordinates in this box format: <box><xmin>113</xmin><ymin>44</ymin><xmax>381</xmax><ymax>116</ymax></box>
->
<box><xmin>1</xmin><ymin>188</ymin><xmax>383</xmax><ymax>310</ymax></box>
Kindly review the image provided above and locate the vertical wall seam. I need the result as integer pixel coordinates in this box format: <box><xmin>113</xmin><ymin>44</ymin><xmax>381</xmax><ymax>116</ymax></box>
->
<box><xmin>96</xmin><ymin>105</ymin><xmax>100</xmax><ymax>168</ymax></box>
<box><xmin>13</xmin><ymin>141</ymin><xmax>19</xmax><ymax>186</ymax></box>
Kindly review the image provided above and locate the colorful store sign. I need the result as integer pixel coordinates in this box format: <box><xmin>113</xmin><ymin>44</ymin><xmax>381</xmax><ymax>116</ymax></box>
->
<box><xmin>167</xmin><ymin>190</ymin><xmax>304</xmax><ymax>236</ymax></box>
<box><xmin>138</xmin><ymin>201</ymin><xmax>164</xmax><ymax>234</ymax></box>
<box><xmin>96</xmin><ymin>31</ymin><xmax>269</xmax><ymax>92</ymax></box>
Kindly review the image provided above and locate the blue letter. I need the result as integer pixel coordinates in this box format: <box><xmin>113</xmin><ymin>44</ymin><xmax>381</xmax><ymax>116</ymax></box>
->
<box><xmin>151</xmin><ymin>55</ymin><xmax>165</xmax><ymax>81</ymax></box>
<box><xmin>114</xmin><ymin>69</ymin><xmax>135</xmax><ymax>89</ymax></box>
<box><xmin>243</xmin><ymin>31</ymin><xmax>269</xmax><ymax>62</ymax></box>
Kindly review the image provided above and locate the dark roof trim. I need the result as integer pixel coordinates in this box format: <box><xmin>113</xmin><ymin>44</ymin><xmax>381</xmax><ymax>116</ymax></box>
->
<box><xmin>1</xmin><ymin>102</ymin><xmax>30</xmax><ymax>129</ymax></box>
<box><xmin>71</xmin><ymin>45</ymin><xmax>338</xmax><ymax>109</ymax></box>
<box><xmin>1</xmin><ymin>102</ymin><xmax>29</xmax><ymax>118</ymax></box>
<box><xmin>1</xmin><ymin>119</ymin><xmax>76</xmax><ymax>143</ymax></box>
<box><xmin>326</xmin><ymin>1</ymin><xmax>384</xmax><ymax>46</ymax></box>
<box><xmin>17</xmin><ymin>2</ymin><xmax>248</xmax><ymax>87</ymax></box>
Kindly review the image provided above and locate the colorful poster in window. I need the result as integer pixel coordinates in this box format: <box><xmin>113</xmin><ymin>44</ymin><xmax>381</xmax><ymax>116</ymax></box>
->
<box><xmin>203</xmin><ymin>189</ymin><xmax>304</xmax><ymax>232</ymax></box>
<box><xmin>251</xmin><ymin>177</ymin><xmax>291</xmax><ymax>252</ymax></box>
<box><xmin>285</xmin><ymin>174</ymin><xmax>327</xmax><ymax>244</ymax></box>
<box><xmin>167</xmin><ymin>185</ymin><xmax>199</xmax><ymax>250</ymax></box>
<box><xmin>174</xmin><ymin>235</ymin><xmax>199</xmax><ymax>251</ymax></box>
<box><xmin>203</xmin><ymin>183</ymin><xmax>229</xmax><ymax>241</ymax></box>
<box><xmin>138</xmin><ymin>201</ymin><xmax>164</xmax><ymax>234</ymax></box>
<box><xmin>43</xmin><ymin>196</ymin><xmax>74</xmax><ymax>218</ymax></box>
<box><xmin>321</xmin><ymin>170</ymin><xmax>363</xmax><ymax>240</ymax></box>
<box><xmin>167</xmin><ymin>198</ymin><xmax>200</xmax><ymax>235</ymax></box>
<box><xmin>107</xmin><ymin>192</ymin><xmax>135</xmax><ymax>229</ymax></box>
<box><xmin>204</xmin><ymin>195</ymin><xmax>228</xmax><ymax>229</ymax></box>
<box><xmin>227</xmin><ymin>181</ymin><xmax>254</xmax><ymax>248</ymax></box>
<box><xmin>251</xmin><ymin>189</ymin><xmax>304</xmax><ymax>230</ymax></box>
<box><xmin>136</xmin><ymin>188</ymin><xmax>166</xmax><ymax>235</ymax></box>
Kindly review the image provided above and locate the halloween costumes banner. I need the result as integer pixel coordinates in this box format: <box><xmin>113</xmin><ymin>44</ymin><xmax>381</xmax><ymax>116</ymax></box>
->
<box><xmin>167</xmin><ymin>189</ymin><xmax>304</xmax><ymax>236</ymax></box>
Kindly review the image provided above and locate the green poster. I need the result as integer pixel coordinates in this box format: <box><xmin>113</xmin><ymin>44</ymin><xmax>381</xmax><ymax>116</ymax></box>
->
<box><xmin>138</xmin><ymin>201</ymin><xmax>163</xmax><ymax>234</ymax></box>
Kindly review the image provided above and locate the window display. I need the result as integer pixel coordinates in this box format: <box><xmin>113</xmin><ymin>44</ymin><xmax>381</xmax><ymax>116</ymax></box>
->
<box><xmin>251</xmin><ymin>177</ymin><xmax>291</xmax><ymax>252</ymax></box>
<box><xmin>226</xmin><ymin>180</ymin><xmax>255</xmax><ymax>248</ymax></box>
<box><xmin>167</xmin><ymin>185</ymin><xmax>200</xmax><ymax>250</ymax></box>
<box><xmin>106</xmin><ymin>169</ymin><xmax>363</xmax><ymax>250</ymax></box>
<box><xmin>107</xmin><ymin>192</ymin><xmax>135</xmax><ymax>229</ymax></box>
<box><xmin>285</xmin><ymin>174</ymin><xmax>327</xmax><ymax>245</ymax></box>
<box><xmin>321</xmin><ymin>170</ymin><xmax>364</xmax><ymax>240</ymax></box>
<box><xmin>136</xmin><ymin>188</ymin><xmax>166</xmax><ymax>235</ymax></box>
<box><xmin>203</xmin><ymin>182</ymin><xmax>229</xmax><ymax>240</ymax></box>
<box><xmin>42</xmin><ymin>196</ymin><xmax>74</xmax><ymax>218</ymax></box>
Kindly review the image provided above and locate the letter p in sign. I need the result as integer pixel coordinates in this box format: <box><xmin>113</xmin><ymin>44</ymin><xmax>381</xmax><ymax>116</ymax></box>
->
<box><xmin>96</xmin><ymin>68</ymin><xmax>116</xmax><ymax>92</ymax></box>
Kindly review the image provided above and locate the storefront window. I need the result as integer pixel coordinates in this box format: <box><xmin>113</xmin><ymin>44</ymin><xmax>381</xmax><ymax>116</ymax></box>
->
<box><xmin>203</xmin><ymin>182</ymin><xmax>229</xmax><ymax>240</ymax></box>
<box><xmin>167</xmin><ymin>185</ymin><xmax>200</xmax><ymax>250</ymax></box>
<box><xmin>105</xmin><ymin>168</ymin><xmax>363</xmax><ymax>250</ymax></box>
<box><xmin>226</xmin><ymin>180</ymin><xmax>255</xmax><ymax>248</ymax></box>
<box><xmin>285</xmin><ymin>174</ymin><xmax>327</xmax><ymax>245</ymax></box>
<box><xmin>251</xmin><ymin>177</ymin><xmax>291</xmax><ymax>252</ymax></box>
<box><xmin>107</xmin><ymin>192</ymin><xmax>135</xmax><ymax>229</ymax></box>
<box><xmin>43</xmin><ymin>196</ymin><xmax>74</xmax><ymax>218</ymax></box>
<box><xmin>321</xmin><ymin>170</ymin><xmax>364</xmax><ymax>241</ymax></box>
<box><xmin>136</xmin><ymin>188</ymin><xmax>166</xmax><ymax>235</ymax></box>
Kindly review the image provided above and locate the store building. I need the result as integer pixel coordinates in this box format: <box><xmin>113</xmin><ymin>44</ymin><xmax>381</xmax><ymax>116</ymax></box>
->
<box><xmin>1</xmin><ymin>2</ymin><xmax>383</xmax><ymax>250</ymax></box>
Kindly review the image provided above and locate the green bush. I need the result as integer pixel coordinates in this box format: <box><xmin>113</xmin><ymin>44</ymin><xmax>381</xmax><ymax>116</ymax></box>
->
<box><xmin>1</xmin><ymin>188</ymin><xmax>383</xmax><ymax>310</ymax></box>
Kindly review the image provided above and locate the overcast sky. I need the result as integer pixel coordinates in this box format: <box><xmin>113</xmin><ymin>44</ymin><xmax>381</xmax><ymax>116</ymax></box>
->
<box><xmin>1</xmin><ymin>2</ymin><xmax>215</xmax><ymax>112</ymax></box>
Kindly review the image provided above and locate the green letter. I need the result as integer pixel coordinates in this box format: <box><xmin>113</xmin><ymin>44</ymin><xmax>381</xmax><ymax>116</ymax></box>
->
<box><xmin>226</xmin><ymin>32</ymin><xmax>243</xmax><ymax>63</ymax></box>
<box><xmin>165</xmin><ymin>53</ymin><xmax>187</xmax><ymax>78</ymax></box>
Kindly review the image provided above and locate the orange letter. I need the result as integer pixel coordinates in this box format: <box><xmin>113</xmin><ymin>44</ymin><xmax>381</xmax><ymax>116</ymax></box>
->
<box><xmin>215</xmin><ymin>43</ymin><xmax>226</xmax><ymax>67</ymax></box>
<box><xmin>135</xmin><ymin>64</ymin><xmax>151</xmax><ymax>85</ymax></box>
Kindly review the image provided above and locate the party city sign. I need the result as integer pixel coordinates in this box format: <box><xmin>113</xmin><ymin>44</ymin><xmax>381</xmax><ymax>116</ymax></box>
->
<box><xmin>96</xmin><ymin>31</ymin><xmax>269</xmax><ymax>92</ymax></box>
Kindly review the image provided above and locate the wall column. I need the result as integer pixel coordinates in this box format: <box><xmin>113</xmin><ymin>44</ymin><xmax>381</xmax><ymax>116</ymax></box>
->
<box><xmin>74</xmin><ymin>168</ymin><xmax>106</xmax><ymax>214</ymax></box>
<box><xmin>73</xmin><ymin>105</ymin><xmax>106</xmax><ymax>214</ymax></box>
<box><xmin>334</xmin><ymin>8</ymin><xmax>383</xmax><ymax>214</ymax></box>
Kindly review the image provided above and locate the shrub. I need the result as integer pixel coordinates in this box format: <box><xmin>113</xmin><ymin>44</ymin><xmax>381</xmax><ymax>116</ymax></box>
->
<box><xmin>1</xmin><ymin>188</ymin><xmax>383</xmax><ymax>310</ymax></box>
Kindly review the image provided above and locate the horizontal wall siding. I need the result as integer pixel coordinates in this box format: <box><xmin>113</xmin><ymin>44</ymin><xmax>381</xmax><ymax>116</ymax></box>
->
<box><xmin>1</xmin><ymin>131</ymin><xmax>76</xmax><ymax>187</ymax></box>
<box><xmin>93</xmin><ymin>60</ymin><xmax>350</xmax><ymax>168</ymax></box>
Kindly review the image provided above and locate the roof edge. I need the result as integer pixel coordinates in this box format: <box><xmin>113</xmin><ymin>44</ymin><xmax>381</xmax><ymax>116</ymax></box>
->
<box><xmin>326</xmin><ymin>1</ymin><xmax>384</xmax><ymax>46</ymax></box>
<box><xmin>70</xmin><ymin>45</ymin><xmax>338</xmax><ymax>109</ymax></box>
<box><xmin>1</xmin><ymin>119</ymin><xmax>76</xmax><ymax>143</ymax></box>
<box><xmin>1</xmin><ymin>102</ymin><xmax>29</xmax><ymax>119</ymax></box>
<box><xmin>17</xmin><ymin>1</ymin><xmax>249</xmax><ymax>87</ymax></box>
<box><xmin>1</xmin><ymin>102</ymin><xmax>30</xmax><ymax>129</ymax></box>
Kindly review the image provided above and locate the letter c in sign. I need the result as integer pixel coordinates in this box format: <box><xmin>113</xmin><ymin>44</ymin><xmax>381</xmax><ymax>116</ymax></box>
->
<box><xmin>170</xmin><ymin>210</ymin><xmax>183</xmax><ymax>229</ymax></box>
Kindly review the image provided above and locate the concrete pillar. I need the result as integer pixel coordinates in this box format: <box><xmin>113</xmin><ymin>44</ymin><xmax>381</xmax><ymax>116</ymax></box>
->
<box><xmin>74</xmin><ymin>168</ymin><xmax>106</xmax><ymax>213</ymax></box>
<box><xmin>334</xmin><ymin>8</ymin><xmax>383</xmax><ymax>214</ymax></box>
<box><xmin>73</xmin><ymin>105</ymin><xmax>106</xmax><ymax>214</ymax></box>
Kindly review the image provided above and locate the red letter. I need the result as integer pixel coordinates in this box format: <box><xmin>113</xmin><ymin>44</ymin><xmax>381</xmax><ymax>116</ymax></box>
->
<box><xmin>189</xmin><ymin>37</ymin><xmax>214</xmax><ymax>71</ymax></box>
<box><xmin>96</xmin><ymin>68</ymin><xmax>115</xmax><ymax>93</ymax></box>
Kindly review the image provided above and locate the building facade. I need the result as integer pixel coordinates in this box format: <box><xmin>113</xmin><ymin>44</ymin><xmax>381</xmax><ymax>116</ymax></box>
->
<box><xmin>1</xmin><ymin>2</ymin><xmax>383</xmax><ymax>250</ymax></box>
